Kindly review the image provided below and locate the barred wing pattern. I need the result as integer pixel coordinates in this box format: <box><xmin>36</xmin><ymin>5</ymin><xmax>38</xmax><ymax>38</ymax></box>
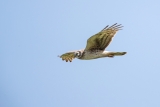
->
<box><xmin>59</xmin><ymin>52</ymin><xmax>75</xmax><ymax>62</ymax></box>
<box><xmin>84</xmin><ymin>23</ymin><xmax>123</xmax><ymax>51</ymax></box>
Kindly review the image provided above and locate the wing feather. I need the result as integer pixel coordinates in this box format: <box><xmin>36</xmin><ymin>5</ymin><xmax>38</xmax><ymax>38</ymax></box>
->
<box><xmin>59</xmin><ymin>52</ymin><xmax>75</xmax><ymax>62</ymax></box>
<box><xmin>85</xmin><ymin>23</ymin><xmax>123</xmax><ymax>51</ymax></box>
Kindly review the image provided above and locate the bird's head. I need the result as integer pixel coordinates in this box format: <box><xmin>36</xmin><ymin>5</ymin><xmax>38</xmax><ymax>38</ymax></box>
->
<box><xmin>74</xmin><ymin>50</ymin><xmax>84</xmax><ymax>58</ymax></box>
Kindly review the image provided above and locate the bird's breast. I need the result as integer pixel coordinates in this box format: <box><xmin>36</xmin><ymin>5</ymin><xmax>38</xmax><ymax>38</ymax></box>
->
<box><xmin>79</xmin><ymin>50</ymin><xmax>104</xmax><ymax>60</ymax></box>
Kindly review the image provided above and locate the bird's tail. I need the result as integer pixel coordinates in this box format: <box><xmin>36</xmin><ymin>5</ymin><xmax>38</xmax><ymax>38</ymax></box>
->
<box><xmin>106</xmin><ymin>51</ymin><xmax>127</xmax><ymax>57</ymax></box>
<box><xmin>110</xmin><ymin>52</ymin><xmax>126</xmax><ymax>56</ymax></box>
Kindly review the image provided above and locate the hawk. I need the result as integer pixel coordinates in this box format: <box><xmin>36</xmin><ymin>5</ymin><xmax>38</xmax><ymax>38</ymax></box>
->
<box><xmin>59</xmin><ymin>23</ymin><xmax>127</xmax><ymax>62</ymax></box>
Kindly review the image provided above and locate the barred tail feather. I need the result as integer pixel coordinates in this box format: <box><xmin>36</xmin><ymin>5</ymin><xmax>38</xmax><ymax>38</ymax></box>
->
<box><xmin>103</xmin><ymin>51</ymin><xmax>127</xmax><ymax>58</ymax></box>
<box><xmin>111</xmin><ymin>52</ymin><xmax>127</xmax><ymax>56</ymax></box>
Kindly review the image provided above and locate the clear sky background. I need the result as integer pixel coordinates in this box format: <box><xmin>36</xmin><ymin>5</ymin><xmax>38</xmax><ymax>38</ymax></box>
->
<box><xmin>1</xmin><ymin>0</ymin><xmax>160</xmax><ymax>107</ymax></box>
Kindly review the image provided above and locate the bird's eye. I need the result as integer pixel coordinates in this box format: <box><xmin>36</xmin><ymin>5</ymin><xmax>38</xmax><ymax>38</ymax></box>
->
<box><xmin>76</xmin><ymin>52</ymin><xmax>79</xmax><ymax>56</ymax></box>
<box><xmin>75</xmin><ymin>51</ymin><xmax>82</xmax><ymax>58</ymax></box>
<box><xmin>75</xmin><ymin>52</ymin><xmax>80</xmax><ymax>57</ymax></box>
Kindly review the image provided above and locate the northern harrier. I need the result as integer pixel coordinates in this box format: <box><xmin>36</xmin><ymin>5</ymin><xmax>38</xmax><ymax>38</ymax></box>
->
<box><xmin>59</xmin><ymin>23</ymin><xmax>127</xmax><ymax>62</ymax></box>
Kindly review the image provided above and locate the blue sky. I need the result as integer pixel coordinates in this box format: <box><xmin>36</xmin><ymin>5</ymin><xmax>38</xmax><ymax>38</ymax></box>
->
<box><xmin>1</xmin><ymin>0</ymin><xmax>160</xmax><ymax>107</ymax></box>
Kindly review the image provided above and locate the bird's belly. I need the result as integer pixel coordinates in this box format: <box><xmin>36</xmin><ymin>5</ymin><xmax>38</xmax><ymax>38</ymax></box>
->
<box><xmin>80</xmin><ymin>51</ymin><xmax>103</xmax><ymax>60</ymax></box>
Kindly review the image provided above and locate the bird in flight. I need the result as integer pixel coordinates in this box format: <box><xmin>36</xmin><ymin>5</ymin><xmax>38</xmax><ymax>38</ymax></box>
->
<box><xmin>59</xmin><ymin>23</ymin><xmax>127</xmax><ymax>62</ymax></box>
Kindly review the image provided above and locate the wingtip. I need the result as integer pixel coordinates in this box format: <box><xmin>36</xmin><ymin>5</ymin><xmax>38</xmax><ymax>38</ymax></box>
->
<box><xmin>102</xmin><ymin>23</ymin><xmax>123</xmax><ymax>31</ymax></box>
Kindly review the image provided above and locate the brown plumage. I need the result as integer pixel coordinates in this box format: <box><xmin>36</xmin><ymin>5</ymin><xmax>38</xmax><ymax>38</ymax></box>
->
<box><xmin>59</xmin><ymin>23</ymin><xmax>126</xmax><ymax>62</ymax></box>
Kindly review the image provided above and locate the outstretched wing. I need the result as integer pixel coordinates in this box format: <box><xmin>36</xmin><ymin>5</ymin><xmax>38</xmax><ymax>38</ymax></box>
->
<box><xmin>84</xmin><ymin>23</ymin><xmax>123</xmax><ymax>51</ymax></box>
<box><xmin>59</xmin><ymin>52</ymin><xmax>75</xmax><ymax>62</ymax></box>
